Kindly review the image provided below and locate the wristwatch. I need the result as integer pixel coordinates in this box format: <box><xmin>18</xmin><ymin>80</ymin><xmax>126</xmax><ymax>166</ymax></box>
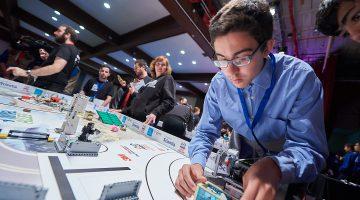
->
<box><xmin>26</xmin><ymin>70</ymin><xmax>32</xmax><ymax>77</ymax></box>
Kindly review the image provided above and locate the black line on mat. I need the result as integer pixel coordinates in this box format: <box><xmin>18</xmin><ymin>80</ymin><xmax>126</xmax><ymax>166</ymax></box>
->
<box><xmin>64</xmin><ymin>167</ymin><xmax>130</xmax><ymax>173</ymax></box>
<box><xmin>48</xmin><ymin>156</ymin><xmax>76</xmax><ymax>200</ymax></box>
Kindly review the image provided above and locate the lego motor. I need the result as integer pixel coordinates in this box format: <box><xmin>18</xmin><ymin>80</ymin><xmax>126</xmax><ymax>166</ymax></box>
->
<box><xmin>78</xmin><ymin>122</ymin><xmax>100</xmax><ymax>142</ymax></box>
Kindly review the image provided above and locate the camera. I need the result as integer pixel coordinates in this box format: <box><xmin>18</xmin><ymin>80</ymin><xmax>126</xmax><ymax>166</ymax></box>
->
<box><xmin>14</xmin><ymin>36</ymin><xmax>53</xmax><ymax>56</ymax></box>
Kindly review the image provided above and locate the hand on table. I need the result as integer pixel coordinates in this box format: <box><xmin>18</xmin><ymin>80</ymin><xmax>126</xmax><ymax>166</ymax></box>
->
<box><xmin>241</xmin><ymin>157</ymin><xmax>281</xmax><ymax>200</ymax></box>
<box><xmin>175</xmin><ymin>163</ymin><xmax>207</xmax><ymax>198</ymax></box>
<box><xmin>144</xmin><ymin>113</ymin><xmax>156</xmax><ymax>125</ymax></box>
<box><xmin>7</xmin><ymin>67</ymin><xmax>27</xmax><ymax>77</ymax></box>
<box><xmin>110</xmin><ymin>109</ymin><xmax>122</xmax><ymax>113</ymax></box>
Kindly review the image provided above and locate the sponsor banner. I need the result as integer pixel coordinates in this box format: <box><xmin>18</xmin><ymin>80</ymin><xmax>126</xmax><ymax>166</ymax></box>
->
<box><xmin>121</xmin><ymin>115</ymin><xmax>127</xmax><ymax>124</ymax></box>
<box><xmin>177</xmin><ymin>142</ymin><xmax>187</xmax><ymax>155</ymax></box>
<box><xmin>163</xmin><ymin>136</ymin><xmax>176</xmax><ymax>148</ymax></box>
<box><xmin>0</xmin><ymin>78</ymin><xmax>72</xmax><ymax>106</ymax></box>
<box><xmin>145</xmin><ymin>126</ymin><xmax>154</xmax><ymax>137</ymax></box>
<box><xmin>130</xmin><ymin>120</ymin><xmax>143</xmax><ymax>132</ymax></box>
<box><xmin>120</xmin><ymin>114</ymin><xmax>190</xmax><ymax>157</ymax></box>
<box><xmin>0</xmin><ymin>78</ymin><xmax>20</xmax><ymax>90</ymax></box>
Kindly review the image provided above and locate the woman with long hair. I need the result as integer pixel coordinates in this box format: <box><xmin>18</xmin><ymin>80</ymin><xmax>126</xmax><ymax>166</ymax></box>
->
<box><xmin>122</xmin><ymin>56</ymin><xmax>176</xmax><ymax>124</ymax></box>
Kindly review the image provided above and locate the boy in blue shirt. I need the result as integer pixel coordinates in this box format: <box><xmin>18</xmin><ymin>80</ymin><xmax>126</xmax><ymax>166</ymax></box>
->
<box><xmin>175</xmin><ymin>0</ymin><xmax>328</xmax><ymax>199</ymax></box>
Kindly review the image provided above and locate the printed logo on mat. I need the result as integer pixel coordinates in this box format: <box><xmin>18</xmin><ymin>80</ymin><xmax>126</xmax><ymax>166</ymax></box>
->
<box><xmin>118</xmin><ymin>154</ymin><xmax>131</xmax><ymax>161</ymax></box>
<box><xmin>146</xmin><ymin>127</ymin><xmax>154</xmax><ymax>137</ymax></box>
<box><xmin>120</xmin><ymin>146</ymin><xmax>139</xmax><ymax>157</ymax></box>
<box><xmin>148</xmin><ymin>143</ymin><xmax>166</xmax><ymax>152</ymax></box>
<box><xmin>130</xmin><ymin>143</ymin><xmax>154</xmax><ymax>151</ymax></box>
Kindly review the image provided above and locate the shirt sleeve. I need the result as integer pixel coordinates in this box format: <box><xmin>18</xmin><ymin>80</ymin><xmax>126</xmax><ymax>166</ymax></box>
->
<box><xmin>106</xmin><ymin>84</ymin><xmax>114</xmax><ymax>97</ymax></box>
<box><xmin>56</xmin><ymin>45</ymin><xmax>71</xmax><ymax>61</ymax></box>
<box><xmin>188</xmin><ymin>82</ymin><xmax>223</xmax><ymax>168</ymax></box>
<box><xmin>339</xmin><ymin>153</ymin><xmax>355</xmax><ymax>172</ymax></box>
<box><xmin>270</xmin><ymin>70</ymin><xmax>328</xmax><ymax>183</ymax></box>
<box><xmin>151</xmin><ymin>76</ymin><xmax>176</xmax><ymax>117</ymax></box>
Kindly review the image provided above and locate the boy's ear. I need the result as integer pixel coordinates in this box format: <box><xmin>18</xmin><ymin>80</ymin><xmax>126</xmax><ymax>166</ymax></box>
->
<box><xmin>263</xmin><ymin>39</ymin><xmax>275</xmax><ymax>57</ymax></box>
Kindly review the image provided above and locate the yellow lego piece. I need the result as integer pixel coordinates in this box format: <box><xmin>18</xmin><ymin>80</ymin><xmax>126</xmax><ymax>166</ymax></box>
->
<box><xmin>0</xmin><ymin>133</ymin><xmax>9</xmax><ymax>139</ymax></box>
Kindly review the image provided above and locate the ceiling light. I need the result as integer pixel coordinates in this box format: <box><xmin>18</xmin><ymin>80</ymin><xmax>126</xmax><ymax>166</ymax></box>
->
<box><xmin>278</xmin><ymin>51</ymin><xmax>285</xmax><ymax>54</ymax></box>
<box><xmin>133</xmin><ymin>58</ymin><xmax>136</xmax><ymax>61</ymax></box>
<box><xmin>44</xmin><ymin>33</ymin><xmax>50</xmax><ymax>37</ymax></box>
<box><xmin>180</xmin><ymin>50</ymin><xmax>185</xmax><ymax>55</ymax></box>
<box><xmin>192</xmin><ymin>61</ymin><xmax>197</xmax><ymax>65</ymax></box>
<box><xmin>270</xmin><ymin>7</ymin><xmax>276</xmax><ymax>16</ymax></box>
<box><xmin>204</xmin><ymin>83</ymin><xmax>208</xmax><ymax>86</ymax></box>
<box><xmin>178</xmin><ymin>62</ymin><xmax>182</xmax><ymax>66</ymax></box>
<box><xmin>52</xmin><ymin>16</ymin><xmax>58</xmax><ymax>21</ymax></box>
<box><xmin>79</xmin><ymin>25</ymin><xmax>85</xmax><ymax>30</ymax></box>
<box><xmin>166</xmin><ymin>52</ymin><xmax>170</xmax><ymax>56</ymax></box>
<box><xmin>103</xmin><ymin>62</ymin><xmax>107</xmax><ymax>64</ymax></box>
<box><xmin>104</xmin><ymin>2</ymin><xmax>111</xmax><ymax>9</ymax></box>
<box><xmin>75</xmin><ymin>30</ymin><xmax>80</xmax><ymax>34</ymax></box>
<box><xmin>54</xmin><ymin>10</ymin><xmax>60</xmax><ymax>15</ymax></box>
<box><xmin>125</xmin><ymin>59</ymin><xmax>129</xmax><ymax>62</ymax></box>
<box><xmin>179</xmin><ymin>85</ymin><xmax>183</xmax><ymax>88</ymax></box>
<box><xmin>114</xmin><ymin>67</ymin><xmax>117</xmax><ymax>69</ymax></box>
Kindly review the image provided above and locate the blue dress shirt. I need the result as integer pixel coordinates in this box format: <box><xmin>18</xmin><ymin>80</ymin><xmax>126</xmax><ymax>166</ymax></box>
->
<box><xmin>189</xmin><ymin>54</ymin><xmax>329</xmax><ymax>183</ymax></box>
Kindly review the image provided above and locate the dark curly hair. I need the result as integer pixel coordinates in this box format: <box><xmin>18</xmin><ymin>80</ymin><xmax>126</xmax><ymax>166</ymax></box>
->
<box><xmin>316</xmin><ymin>0</ymin><xmax>342</xmax><ymax>36</ymax></box>
<box><xmin>316</xmin><ymin>0</ymin><xmax>354</xmax><ymax>36</ymax></box>
<box><xmin>209</xmin><ymin>0</ymin><xmax>273</xmax><ymax>51</ymax></box>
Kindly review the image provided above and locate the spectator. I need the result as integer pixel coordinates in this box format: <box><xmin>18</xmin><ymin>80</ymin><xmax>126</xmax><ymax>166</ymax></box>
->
<box><xmin>38</xmin><ymin>48</ymin><xmax>49</xmax><ymax>61</ymax></box>
<box><xmin>111</xmin><ymin>75</ymin><xmax>129</xmax><ymax>109</ymax></box>
<box><xmin>339</xmin><ymin>143</ymin><xmax>357</xmax><ymax>179</ymax></box>
<box><xmin>63</xmin><ymin>66</ymin><xmax>81</xmax><ymax>95</ymax></box>
<box><xmin>158</xmin><ymin>99</ymin><xmax>194</xmax><ymax>139</ymax></box>
<box><xmin>7</xmin><ymin>25</ymin><xmax>80</xmax><ymax>94</ymax></box>
<box><xmin>350</xmin><ymin>142</ymin><xmax>360</xmax><ymax>183</ymax></box>
<box><xmin>131</xmin><ymin>59</ymin><xmax>152</xmax><ymax>93</ymax></box>
<box><xmin>179</xmin><ymin>97</ymin><xmax>192</xmax><ymax>109</ymax></box>
<box><xmin>316</xmin><ymin>0</ymin><xmax>360</xmax><ymax>43</ymax></box>
<box><xmin>82</xmin><ymin>65</ymin><xmax>114</xmax><ymax>107</ymax></box>
<box><xmin>122</xmin><ymin>56</ymin><xmax>176</xmax><ymax>124</ymax></box>
<box><xmin>111</xmin><ymin>60</ymin><xmax>153</xmax><ymax>111</ymax></box>
<box><xmin>193</xmin><ymin>106</ymin><xmax>201</xmax><ymax>127</ymax></box>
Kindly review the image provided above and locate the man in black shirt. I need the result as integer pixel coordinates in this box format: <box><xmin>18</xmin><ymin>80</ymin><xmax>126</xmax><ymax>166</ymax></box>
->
<box><xmin>130</xmin><ymin>59</ymin><xmax>153</xmax><ymax>93</ymax></box>
<box><xmin>82</xmin><ymin>65</ymin><xmax>113</xmax><ymax>107</ymax></box>
<box><xmin>7</xmin><ymin>25</ymin><xmax>80</xmax><ymax>94</ymax></box>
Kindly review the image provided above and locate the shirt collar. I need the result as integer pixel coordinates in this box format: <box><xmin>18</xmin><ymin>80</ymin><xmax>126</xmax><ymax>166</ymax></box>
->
<box><xmin>251</xmin><ymin>56</ymin><xmax>273</xmax><ymax>90</ymax></box>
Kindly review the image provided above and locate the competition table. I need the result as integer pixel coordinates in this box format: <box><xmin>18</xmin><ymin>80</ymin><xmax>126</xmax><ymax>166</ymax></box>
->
<box><xmin>0</xmin><ymin>78</ymin><xmax>220</xmax><ymax>200</ymax></box>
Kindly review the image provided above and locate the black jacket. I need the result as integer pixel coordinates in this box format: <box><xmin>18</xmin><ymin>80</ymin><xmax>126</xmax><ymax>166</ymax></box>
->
<box><xmin>162</xmin><ymin>104</ymin><xmax>195</xmax><ymax>131</ymax></box>
<box><xmin>123</xmin><ymin>75</ymin><xmax>176</xmax><ymax>122</ymax></box>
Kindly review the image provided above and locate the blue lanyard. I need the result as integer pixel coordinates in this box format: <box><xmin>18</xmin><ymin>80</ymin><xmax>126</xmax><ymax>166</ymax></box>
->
<box><xmin>237</xmin><ymin>53</ymin><xmax>277</xmax><ymax>154</ymax></box>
